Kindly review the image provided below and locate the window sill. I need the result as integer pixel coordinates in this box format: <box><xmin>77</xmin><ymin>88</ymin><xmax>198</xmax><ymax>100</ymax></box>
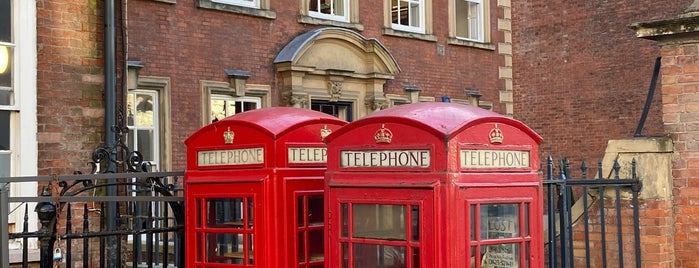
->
<box><xmin>152</xmin><ymin>0</ymin><xmax>176</xmax><ymax>4</ymax></box>
<box><xmin>447</xmin><ymin>37</ymin><xmax>495</xmax><ymax>51</ymax></box>
<box><xmin>197</xmin><ymin>0</ymin><xmax>276</xmax><ymax>19</ymax></box>
<box><xmin>383</xmin><ymin>28</ymin><xmax>437</xmax><ymax>42</ymax></box>
<box><xmin>298</xmin><ymin>15</ymin><xmax>364</xmax><ymax>31</ymax></box>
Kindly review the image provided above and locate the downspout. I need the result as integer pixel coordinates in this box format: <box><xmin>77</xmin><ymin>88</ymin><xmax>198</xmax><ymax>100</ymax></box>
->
<box><xmin>103</xmin><ymin>0</ymin><xmax>118</xmax><ymax>267</ymax></box>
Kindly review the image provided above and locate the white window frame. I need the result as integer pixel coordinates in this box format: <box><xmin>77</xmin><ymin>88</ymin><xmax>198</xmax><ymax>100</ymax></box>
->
<box><xmin>211</xmin><ymin>94</ymin><xmax>261</xmax><ymax>122</ymax></box>
<box><xmin>391</xmin><ymin>0</ymin><xmax>426</xmax><ymax>34</ymax></box>
<box><xmin>456</xmin><ymin>0</ymin><xmax>484</xmax><ymax>42</ymax></box>
<box><xmin>308</xmin><ymin>0</ymin><xmax>350</xmax><ymax>23</ymax></box>
<box><xmin>126</xmin><ymin>90</ymin><xmax>161</xmax><ymax>170</ymax></box>
<box><xmin>211</xmin><ymin>0</ymin><xmax>259</xmax><ymax>8</ymax></box>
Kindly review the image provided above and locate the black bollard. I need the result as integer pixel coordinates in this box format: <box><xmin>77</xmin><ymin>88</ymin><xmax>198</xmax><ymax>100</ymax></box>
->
<box><xmin>35</xmin><ymin>186</ymin><xmax>56</xmax><ymax>268</ymax></box>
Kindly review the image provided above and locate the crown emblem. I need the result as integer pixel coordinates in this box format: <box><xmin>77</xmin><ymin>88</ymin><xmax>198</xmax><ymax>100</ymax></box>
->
<box><xmin>320</xmin><ymin>125</ymin><xmax>332</xmax><ymax>141</ymax></box>
<box><xmin>489</xmin><ymin>123</ymin><xmax>503</xmax><ymax>144</ymax></box>
<box><xmin>374</xmin><ymin>124</ymin><xmax>393</xmax><ymax>144</ymax></box>
<box><xmin>223</xmin><ymin>127</ymin><xmax>235</xmax><ymax>144</ymax></box>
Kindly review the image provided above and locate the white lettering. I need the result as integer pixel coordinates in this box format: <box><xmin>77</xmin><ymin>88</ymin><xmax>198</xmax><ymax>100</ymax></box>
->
<box><xmin>288</xmin><ymin>147</ymin><xmax>327</xmax><ymax>164</ymax></box>
<box><xmin>340</xmin><ymin>150</ymin><xmax>431</xmax><ymax>168</ymax></box>
<box><xmin>460</xmin><ymin>150</ymin><xmax>529</xmax><ymax>169</ymax></box>
<box><xmin>197</xmin><ymin>148</ymin><xmax>264</xmax><ymax>167</ymax></box>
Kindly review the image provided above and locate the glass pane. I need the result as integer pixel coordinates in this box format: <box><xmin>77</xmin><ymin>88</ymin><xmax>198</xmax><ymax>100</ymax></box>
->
<box><xmin>308</xmin><ymin>195</ymin><xmax>324</xmax><ymax>226</ymax></box>
<box><xmin>467</xmin><ymin>1</ymin><xmax>481</xmax><ymax>39</ymax></box>
<box><xmin>211</xmin><ymin>98</ymin><xmax>226</xmax><ymax>122</ymax></box>
<box><xmin>411</xmin><ymin>205</ymin><xmax>419</xmax><ymax>242</ymax></box>
<box><xmin>320</xmin><ymin>0</ymin><xmax>331</xmax><ymax>14</ymax></box>
<box><xmin>196</xmin><ymin>233</ymin><xmax>202</xmax><ymax>261</ymax></box>
<box><xmin>0</xmin><ymin>45</ymin><xmax>11</xmax><ymax>106</ymax></box>
<box><xmin>524</xmin><ymin>203</ymin><xmax>530</xmax><ymax>236</ymax></box>
<box><xmin>0</xmin><ymin>153</ymin><xmax>9</xmax><ymax>177</ymax></box>
<box><xmin>341</xmin><ymin>203</ymin><xmax>348</xmax><ymax>237</ymax></box>
<box><xmin>470</xmin><ymin>204</ymin><xmax>476</xmax><ymax>241</ymax></box>
<box><xmin>247</xmin><ymin>197</ymin><xmax>254</xmax><ymax>228</ymax></box>
<box><xmin>411</xmin><ymin>247</ymin><xmax>420</xmax><ymax>268</ymax></box>
<box><xmin>206</xmin><ymin>233</ymin><xmax>246</xmax><ymax>264</ymax></box>
<box><xmin>309</xmin><ymin>0</ymin><xmax>319</xmax><ymax>12</ymax></box>
<box><xmin>525</xmin><ymin>242</ymin><xmax>530</xmax><ymax>268</ymax></box>
<box><xmin>298</xmin><ymin>196</ymin><xmax>305</xmax><ymax>227</ymax></box>
<box><xmin>298</xmin><ymin>231</ymin><xmax>306</xmax><ymax>262</ymax></box>
<box><xmin>352</xmin><ymin>204</ymin><xmax>406</xmax><ymax>240</ymax></box>
<box><xmin>0</xmin><ymin>110</ymin><xmax>9</xmax><ymax>150</ymax></box>
<box><xmin>482</xmin><ymin>243</ymin><xmax>519</xmax><ymax>267</ymax></box>
<box><xmin>481</xmin><ymin>204</ymin><xmax>520</xmax><ymax>239</ymax></box>
<box><xmin>136</xmin><ymin>129</ymin><xmax>153</xmax><ymax>161</ymax></box>
<box><xmin>353</xmin><ymin>244</ymin><xmax>406</xmax><ymax>268</ymax></box>
<box><xmin>309</xmin><ymin>229</ymin><xmax>324</xmax><ymax>262</ymax></box>
<box><xmin>207</xmin><ymin>198</ymin><xmax>246</xmax><ymax>228</ymax></box>
<box><xmin>196</xmin><ymin>199</ymin><xmax>202</xmax><ymax>228</ymax></box>
<box><xmin>0</xmin><ymin>0</ymin><xmax>9</xmax><ymax>42</ymax></box>
<box><xmin>247</xmin><ymin>233</ymin><xmax>254</xmax><ymax>264</ymax></box>
<box><xmin>341</xmin><ymin>242</ymin><xmax>348</xmax><ymax>268</ymax></box>
<box><xmin>333</xmin><ymin>0</ymin><xmax>344</xmax><ymax>16</ymax></box>
<box><xmin>409</xmin><ymin>2</ymin><xmax>420</xmax><ymax>27</ymax></box>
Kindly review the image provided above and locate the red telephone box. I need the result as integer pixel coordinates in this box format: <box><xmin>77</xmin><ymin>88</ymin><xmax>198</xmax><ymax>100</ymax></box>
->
<box><xmin>184</xmin><ymin>107</ymin><xmax>347</xmax><ymax>268</ymax></box>
<box><xmin>324</xmin><ymin>102</ymin><xmax>543</xmax><ymax>268</ymax></box>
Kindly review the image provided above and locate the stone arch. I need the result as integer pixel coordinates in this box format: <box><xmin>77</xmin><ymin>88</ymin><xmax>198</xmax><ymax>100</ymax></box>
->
<box><xmin>274</xmin><ymin>27</ymin><xmax>400</xmax><ymax>119</ymax></box>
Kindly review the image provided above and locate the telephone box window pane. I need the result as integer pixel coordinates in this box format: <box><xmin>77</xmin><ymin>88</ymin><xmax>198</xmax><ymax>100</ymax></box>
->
<box><xmin>196</xmin><ymin>199</ymin><xmax>202</xmax><ymax>228</ymax></box>
<box><xmin>308</xmin><ymin>195</ymin><xmax>324</xmax><ymax>226</ymax></box>
<box><xmin>353</xmin><ymin>244</ymin><xmax>406</xmax><ymax>267</ymax></box>
<box><xmin>411</xmin><ymin>205</ymin><xmax>419</xmax><ymax>242</ymax></box>
<box><xmin>247</xmin><ymin>197</ymin><xmax>254</xmax><ymax>228</ymax></box>
<box><xmin>524</xmin><ymin>203</ymin><xmax>530</xmax><ymax>236</ymax></box>
<box><xmin>298</xmin><ymin>231</ymin><xmax>306</xmax><ymax>262</ymax></box>
<box><xmin>341</xmin><ymin>203</ymin><xmax>348</xmax><ymax>237</ymax></box>
<box><xmin>309</xmin><ymin>229</ymin><xmax>324</xmax><ymax>262</ymax></box>
<box><xmin>524</xmin><ymin>242</ymin><xmax>530</xmax><ymax>268</ymax></box>
<box><xmin>411</xmin><ymin>247</ymin><xmax>420</xmax><ymax>268</ymax></box>
<box><xmin>298</xmin><ymin>197</ymin><xmax>305</xmax><ymax>227</ymax></box>
<box><xmin>470</xmin><ymin>204</ymin><xmax>476</xmax><ymax>241</ymax></box>
<box><xmin>341</xmin><ymin>242</ymin><xmax>348</xmax><ymax>268</ymax></box>
<box><xmin>352</xmin><ymin>204</ymin><xmax>406</xmax><ymax>240</ymax></box>
<box><xmin>206</xmin><ymin>233</ymin><xmax>249</xmax><ymax>264</ymax></box>
<box><xmin>207</xmin><ymin>198</ymin><xmax>250</xmax><ymax>228</ymax></box>
<box><xmin>481</xmin><ymin>204</ymin><xmax>520</xmax><ymax>239</ymax></box>
<box><xmin>196</xmin><ymin>233</ymin><xmax>202</xmax><ymax>261</ymax></box>
<box><xmin>247</xmin><ymin>234</ymin><xmax>254</xmax><ymax>264</ymax></box>
<box><xmin>482</xmin><ymin>243</ymin><xmax>519</xmax><ymax>267</ymax></box>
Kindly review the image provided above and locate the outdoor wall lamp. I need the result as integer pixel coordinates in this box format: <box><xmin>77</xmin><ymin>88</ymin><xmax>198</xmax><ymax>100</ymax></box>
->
<box><xmin>0</xmin><ymin>45</ymin><xmax>8</xmax><ymax>74</ymax></box>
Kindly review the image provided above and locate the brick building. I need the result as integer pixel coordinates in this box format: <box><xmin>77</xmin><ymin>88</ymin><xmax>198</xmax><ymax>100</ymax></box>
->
<box><xmin>512</xmin><ymin>0</ymin><xmax>690</xmax><ymax>163</ymax></box>
<box><xmin>124</xmin><ymin>0</ymin><xmax>515</xmax><ymax>171</ymax></box>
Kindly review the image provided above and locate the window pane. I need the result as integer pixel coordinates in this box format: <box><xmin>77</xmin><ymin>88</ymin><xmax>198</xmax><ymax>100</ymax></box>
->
<box><xmin>308</xmin><ymin>195</ymin><xmax>324</xmax><ymax>226</ymax></box>
<box><xmin>411</xmin><ymin>205</ymin><xmax>419</xmax><ymax>241</ymax></box>
<box><xmin>352</xmin><ymin>204</ymin><xmax>406</xmax><ymax>240</ymax></box>
<box><xmin>298</xmin><ymin>196</ymin><xmax>305</xmax><ymax>227</ymax></box>
<box><xmin>0</xmin><ymin>153</ymin><xmax>9</xmax><ymax>177</ymax></box>
<box><xmin>0</xmin><ymin>110</ymin><xmax>8</xmax><ymax>150</ymax></box>
<box><xmin>309</xmin><ymin>0</ymin><xmax>320</xmax><ymax>12</ymax></box>
<box><xmin>207</xmin><ymin>198</ymin><xmax>246</xmax><ymax>228</ymax></box>
<box><xmin>309</xmin><ymin>229</ymin><xmax>324</xmax><ymax>262</ymax></box>
<box><xmin>409</xmin><ymin>2</ymin><xmax>420</xmax><ymax>27</ymax></box>
<box><xmin>333</xmin><ymin>0</ymin><xmax>344</xmax><ymax>16</ymax></box>
<box><xmin>483</xmin><ymin>243</ymin><xmax>519</xmax><ymax>267</ymax></box>
<box><xmin>0</xmin><ymin>0</ymin><xmax>10</xmax><ymax>42</ymax></box>
<box><xmin>136</xmin><ymin>129</ymin><xmax>153</xmax><ymax>161</ymax></box>
<box><xmin>298</xmin><ymin>231</ymin><xmax>306</xmax><ymax>262</ymax></box>
<box><xmin>353</xmin><ymin>244</ymin><xmax>406</xmax><ymax>268</ymax></box>
<box><xmin>211</xmin><ymin>98</ymin><xmax>226</xmax><ymax>122</ymax></box>
<box><xmin>341</xmin><ymin>203</ymin><xmax>348</xmax><ymax>237</ymax></box>
<box><xmin>0</xmin><ymin>46</ymin><xmax>11</xmax><ymax>105</ymax></box>
<box><xmin>206</xmin><ymin>233</ymin><xmax>247</xmax><ymax>264</ymax></box>
<box><xmin>481</xmin><ymin>204</ymin><xmax>520</xmax><ymax>239</ymax></box>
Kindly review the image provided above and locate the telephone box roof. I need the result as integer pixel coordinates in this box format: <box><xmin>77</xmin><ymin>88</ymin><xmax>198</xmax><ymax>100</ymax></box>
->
<box><xmin>185</xmin><ymin>107</ymin><xmax>347</xmax><ymax>143</ymax></box>
<box><xmin>326</xmin><ymin>102</ymin><xmax>542</xmax><ymax>143</ymax></box>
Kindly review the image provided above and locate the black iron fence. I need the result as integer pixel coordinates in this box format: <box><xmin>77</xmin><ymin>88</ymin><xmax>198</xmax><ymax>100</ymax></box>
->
<box><xmin>544</xmin><ymin>157</ymin><xmax>641</xmax><ymax>268</ymax></box>
<box><xmin>0</xmin><ymin>171</ymin><xmax>184</xmax><ymax>268</ymax></box>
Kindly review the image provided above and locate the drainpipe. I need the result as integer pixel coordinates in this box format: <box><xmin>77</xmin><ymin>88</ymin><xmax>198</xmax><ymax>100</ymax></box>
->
<box><xmin>104</xmin><ymin>0</ymin><xmax>118</xmax><ymax>267</ymax></box>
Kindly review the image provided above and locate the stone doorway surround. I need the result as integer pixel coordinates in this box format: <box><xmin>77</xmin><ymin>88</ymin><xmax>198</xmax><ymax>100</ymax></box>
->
<box><xmin>274</xmin><ymin>27</ymin><xmax>401</xmax><ymax>119</ymax></box>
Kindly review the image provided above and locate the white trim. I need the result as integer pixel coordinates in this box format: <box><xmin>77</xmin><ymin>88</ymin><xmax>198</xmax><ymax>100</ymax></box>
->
<box><xmin>391</xmin><ymin>0</ymin><xmax>426</xmax><ymax>34</ymax></box>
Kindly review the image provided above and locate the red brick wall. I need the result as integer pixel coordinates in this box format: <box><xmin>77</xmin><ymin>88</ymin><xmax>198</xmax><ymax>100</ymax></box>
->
<box><xmin>512</xmin><ymin>0</ymin><xmax>690</xmax><ymax>165</ymax></box>
<box><xmin>660</xmin><ymin>42</ymin><xmax>699</xmax><ymax>268</ymax></box>
<box><xmin>36</xmin><ymin>0</ymin><xmax>106</xmax><ymax>175</ymax></box>
<box><xmin>126</xmin><ymin>0</ymin><xmax>508</xmax><ymax>170</ymax></box>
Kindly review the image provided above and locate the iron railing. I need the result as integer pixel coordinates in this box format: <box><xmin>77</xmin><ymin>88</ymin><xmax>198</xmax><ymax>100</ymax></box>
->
<box><xmin>544</xmin><ymin>157</ymin><xmax>641</xmax><ymax>268</ymax></box>
<box><xmin>0</xmin><ymin>171</ymin><xmax>184</xmax><ymax>268</ymax></box>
